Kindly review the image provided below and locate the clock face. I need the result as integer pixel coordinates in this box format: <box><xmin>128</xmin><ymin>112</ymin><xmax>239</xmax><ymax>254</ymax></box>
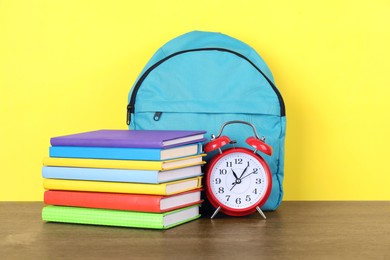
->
<box><xmin>208</xmin><ymin>150</ymin><xmax>270</xmax><ymax>211</ymax></box>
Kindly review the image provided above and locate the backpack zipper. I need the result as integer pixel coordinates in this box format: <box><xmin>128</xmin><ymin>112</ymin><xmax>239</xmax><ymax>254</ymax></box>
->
<box><xmin>153</xmin><ymin>112</ymin><xmax>163</xmax><ymax>121</ymax></box>
<box><xmin>127</xmin><ymin>48</ymin><xmax>286</xmax><ymax>125</ymax></box>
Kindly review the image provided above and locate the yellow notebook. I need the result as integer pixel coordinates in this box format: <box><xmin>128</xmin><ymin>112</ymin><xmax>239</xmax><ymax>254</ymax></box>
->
<box><xmin>42</xmin><ymin>154</ymin><xmax>205</xmax><ymax>170</ymax></box>
<box><xmin>43</xmin><ymin>177</ymin><xmax>202</xmax><ymax>195</ymax></box>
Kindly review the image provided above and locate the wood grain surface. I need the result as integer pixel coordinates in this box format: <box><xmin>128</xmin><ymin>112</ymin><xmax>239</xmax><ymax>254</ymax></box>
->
<box><xmin>1</xmin><ymin>202</ymin><xmax>389</xmax><ymax>259</ymax></box>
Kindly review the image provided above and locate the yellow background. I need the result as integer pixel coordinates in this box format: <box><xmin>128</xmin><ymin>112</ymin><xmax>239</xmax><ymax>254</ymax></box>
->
<box><xmin>1</xmin><ymin>0</ymin><xmax>389</xmax><ymax>201</ymax></box>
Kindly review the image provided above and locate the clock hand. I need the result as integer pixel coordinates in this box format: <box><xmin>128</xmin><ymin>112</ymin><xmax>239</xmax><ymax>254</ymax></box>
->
<box><xmin>231</xmin><ymin>170</ymin><xmax>256</xmax><ymax>185</ymax></box>
<box><xmin>240</xmin><ymin>171</ymin><xmax>256</xmax><ymax>181</ymax></box>
<box><xmin>231</xmin><ymin>169</ymin><xmax>239</xmax><ymax>180</ymax></box>
<box><xmin>238</xmin><ymin>161</ymin><xmax>250</xmax><ymax>179</ymax></box>
<box><xmin>231</xmin><ymin>162</ymin><xmax>249</xmax><ymax>185</ymax></box>
<box><xmin>230</xmin><ymin>182</ymin><xmax>238</xmax><ymax>191</ymax></box>
<box><xmin>230</xmin><ymin>171</ymin><xmax>257</xmax><ymax>191</ymax></box>
<box><xmin>230</xmin><ymin>169</ymin><xmax>242</xmax><ymax>191</ymax></box>
<box><xmin>231</xmin><ymin>168</ymin><xmax>243</xmax><ymax>186</ymax></box>
<box><xmin>231</xmin><ymin>162</ymin><xmax>251</xmax><ymax>187</ymax></box>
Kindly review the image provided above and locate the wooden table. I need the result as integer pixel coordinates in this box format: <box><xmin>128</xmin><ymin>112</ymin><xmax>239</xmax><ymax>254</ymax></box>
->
<box><xmin>1</xmin><ymin>202</ymin><xmax>389</xmax><ymax>259</ymax></box>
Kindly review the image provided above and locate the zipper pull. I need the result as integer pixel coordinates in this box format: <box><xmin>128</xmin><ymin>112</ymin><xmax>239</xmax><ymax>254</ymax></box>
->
<box><xmin>154</xmin><ymin>112</ymin><xmax>162</xmax><ymax>121</ymax></box>
<box><xmin>126</xmin><ymin>104</ymin><xmax>132</xmax><ymax>125</ymax></box>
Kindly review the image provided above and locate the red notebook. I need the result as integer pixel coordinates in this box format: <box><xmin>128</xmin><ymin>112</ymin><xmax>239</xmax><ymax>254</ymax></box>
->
<box><xmin>44</xmin><ymin>189</ymin><xmax>202</xmax><ymax>213</ymax></box>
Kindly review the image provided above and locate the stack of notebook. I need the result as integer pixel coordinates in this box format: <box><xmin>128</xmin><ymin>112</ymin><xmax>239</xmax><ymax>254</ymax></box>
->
<box><xmin>42</xmin><ymin>129</ymin><xmax>206</xmax><ymax>229</ymax></box>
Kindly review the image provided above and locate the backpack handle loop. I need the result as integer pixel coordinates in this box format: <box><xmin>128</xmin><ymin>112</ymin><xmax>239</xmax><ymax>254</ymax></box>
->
<box><xmin>215</xmin><ymin>120</ymin><xmax>262</xmax><ymax>140</ymax></box>
<box><xmin>212</xmin><ymin>120</ymin><xmax>272</xmax><ymax>156</ymax></box>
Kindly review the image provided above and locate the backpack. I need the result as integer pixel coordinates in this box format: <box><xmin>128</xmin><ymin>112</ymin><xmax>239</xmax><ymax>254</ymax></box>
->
<box><xmin>126</xmin><ymin>31</ymin><xmax>286</xmax><ymax>211</ymax></box>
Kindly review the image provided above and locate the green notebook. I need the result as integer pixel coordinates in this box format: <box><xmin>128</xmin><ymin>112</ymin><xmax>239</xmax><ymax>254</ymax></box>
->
<box><xmin>42</xmin><ymin>205</ymin><xmax>200</xmax><ymax>229</ymax></box>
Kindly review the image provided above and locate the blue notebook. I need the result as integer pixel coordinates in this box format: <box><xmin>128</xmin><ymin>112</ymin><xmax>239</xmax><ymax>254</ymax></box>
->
<box><xmin>42</xmin><ymin>165</ymin><xmax>203</xmax><ymax>184</ymax></box>
<box><xmin>49</xmin><ymin>143</ymin><xmax>202</xmax><ymax>161</ymax></box>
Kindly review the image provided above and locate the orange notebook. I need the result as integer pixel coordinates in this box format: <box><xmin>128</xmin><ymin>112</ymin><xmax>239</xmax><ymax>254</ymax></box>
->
<box><xmin>44</xmin><ymin>189</ymin><xmax>202</xmax><ymax>213</ymax></box>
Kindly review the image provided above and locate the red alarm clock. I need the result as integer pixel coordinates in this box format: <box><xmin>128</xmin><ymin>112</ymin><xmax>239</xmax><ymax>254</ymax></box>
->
<box><xmin>204</xmin><ymin>121</ymin><xmax>272</xmax><ymax>219</ymax></box>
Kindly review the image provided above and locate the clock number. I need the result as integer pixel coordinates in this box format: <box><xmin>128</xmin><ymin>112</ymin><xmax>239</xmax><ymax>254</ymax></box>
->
<box><xmin>235</xmin><ymin>198</ymin><xmax>242</xmax><ymax>204</ymax></box>
<box><xmin>219</xmin><ymin>169</ymin><xmax>227</xmax><ymax>175</ymax></box>
<box><xmin>235</xmin><ymin>158</ymin><xmax>243</xmax><ymax>164</ymax></box>
<box><xmin>225</xmin><ymin>195</ymin><xmax>231</xmax><ymax>201</ymax></box>
<box><xmin>246</xmin><ymin>195</ymin><xmax>251</xmax><ymax>202</ymax></box>
<box><xmin>218</xmin><ymin>187</ymin><xmax>224</xmax><ymax>194</ymax></box>
<box><xmin>256</xmin><ymin>178</ymin><xmax>262</xmax><ymax>184</ymax></box>
<box><xmin>253</xmin><ymin>188</ymin><xmax>258</xmax><ymax>194</ymax></box>
<box><xmin>226</xmin><ymin>161</ymin><xmax>233</xmax><ymax>167</ymax></box>
<box><xmin>253</xmin><ymin>168</ymin><xmax>259</xmax><ymax>174</ymax></box>
<box><xmin>215</xmin><ymin>178</ymin><xmax>221</xmax><ymax>184</ymax></box>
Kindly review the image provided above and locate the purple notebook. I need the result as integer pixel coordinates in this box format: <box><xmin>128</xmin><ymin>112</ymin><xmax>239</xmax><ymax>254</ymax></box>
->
<box><xmin>50</xmin><ymin>130</ymin><xmax>207</xmax><ymax>148</ymax></box>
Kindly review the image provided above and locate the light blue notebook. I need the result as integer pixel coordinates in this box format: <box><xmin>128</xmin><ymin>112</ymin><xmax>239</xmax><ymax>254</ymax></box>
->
<box><xmin>42</xmin><ymin>165</ymin><xmax>203</xmax><ymax>184</ymax></box>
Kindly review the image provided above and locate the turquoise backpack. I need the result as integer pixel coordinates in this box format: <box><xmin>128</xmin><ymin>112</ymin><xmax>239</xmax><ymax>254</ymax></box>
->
<box><xmin>127</xmin><ymin>31</ymin><xmax>286</xmax><ymax>210</ymax></box>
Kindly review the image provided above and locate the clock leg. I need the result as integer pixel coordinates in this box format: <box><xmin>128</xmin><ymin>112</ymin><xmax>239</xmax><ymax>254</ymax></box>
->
<box><xmin>210</xmin><ymin>206</ymin><xmax>221</xmax><ymax>219</ymax></box>
<box><xmin>256</xmin><ymin>206</ymin><xmax>267</xmax><ymax>219</ymax></box>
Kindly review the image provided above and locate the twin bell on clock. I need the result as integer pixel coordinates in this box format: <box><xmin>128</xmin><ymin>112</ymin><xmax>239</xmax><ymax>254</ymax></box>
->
<box><xmin>203</xmin><ymin>120</ymin><xmax>273</xmax><ymax>219</ymax></box>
